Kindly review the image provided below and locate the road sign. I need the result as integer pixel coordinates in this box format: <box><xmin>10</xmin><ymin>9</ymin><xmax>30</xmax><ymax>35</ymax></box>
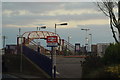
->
<box><xmin>47</xmin><ymin>36</ymin><xmax>58</xmax><ymax>47</ymax></box>
<box><xmin>47</xmin><ymin>43</ymin><xmax>58</xmax><ymax>47</ymax></box>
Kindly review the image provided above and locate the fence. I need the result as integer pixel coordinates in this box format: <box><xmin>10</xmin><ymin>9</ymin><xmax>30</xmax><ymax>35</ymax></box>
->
<box><xmin>22</xmin><ymin>46</ymin><xmax>52</xmax><ymax>77</ymax></box>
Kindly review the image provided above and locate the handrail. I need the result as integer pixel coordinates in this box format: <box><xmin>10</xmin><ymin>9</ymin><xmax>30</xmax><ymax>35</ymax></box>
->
<box><xmin>64</xmin><ymin>40</ymin><xmax>75</xmax><ymax>49</ymax></box>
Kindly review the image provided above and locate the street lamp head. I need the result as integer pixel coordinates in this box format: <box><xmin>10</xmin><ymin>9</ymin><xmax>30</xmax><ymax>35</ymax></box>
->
<box><xmin>81</xmin><ymin>28</ymin><xmax>90</xmax><ymax>31</ymax></box>
<box><xmin>37</xmin><ymin>26</ymin><xmax>46</xmax><ymax>31</ymax></box>
<box><xmin>41</xmin><ymin>26</ymin><xmax>46</xmax><ymax>29</ymax></box>
<box><xmin>55</xmin><ymin>22</ymin><xmax>68</xmax><ymax>34</ymax></box>
<box><xmin>60</xmin><ymin>23</ymin><xmax>68</xmax><ymax>25</ymax></box>
<box><xmin>81</xmin><ymin>29</ymin><xmax>85</xmax><ymax>30</ymax></box>
<box><xmin>56</xmin><ymin>22</ymin><xmax>68</xmax><ymax>26</ymax></box>
<box><xmin>89</xmin><ymin>34</ymin><xmax>92</xmax><ymax>35</ymax></box>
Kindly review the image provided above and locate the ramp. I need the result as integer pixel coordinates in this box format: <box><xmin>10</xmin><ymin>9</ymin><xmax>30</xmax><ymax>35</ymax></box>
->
<box><xmin>22</xmin><ymin>46</ymin><xmax>52</xmax><ymax>77</ymax></box>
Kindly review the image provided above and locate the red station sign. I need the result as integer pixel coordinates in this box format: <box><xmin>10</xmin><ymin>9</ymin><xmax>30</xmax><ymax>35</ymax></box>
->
<box><xmin>47</xmin><ymin>36</ymin><xmax>58</xmax><ymax>43</ymax></box>
<box><xmin>47</xmin><ymin>36</ymin><xmax>58</xmax><ymax>47</ymax></box>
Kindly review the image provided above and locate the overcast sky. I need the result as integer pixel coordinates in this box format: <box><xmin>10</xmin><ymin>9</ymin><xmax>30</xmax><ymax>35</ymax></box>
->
<box><xmin>2</xmin><ymin>2</ymin><xmax>118</xmax><ymax>47</ymax></box>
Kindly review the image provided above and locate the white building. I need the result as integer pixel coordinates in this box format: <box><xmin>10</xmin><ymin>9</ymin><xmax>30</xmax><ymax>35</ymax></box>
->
<box><xmin>97</xmin><ymin>43</ymin><xmax>110</xmax><ymax>57</ymax></box>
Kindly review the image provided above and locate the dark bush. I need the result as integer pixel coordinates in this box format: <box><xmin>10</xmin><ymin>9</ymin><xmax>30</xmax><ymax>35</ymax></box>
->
<box><xmin>102</xmin><ymin>43</ymin><xmax>120</xmax><ymax>65</ymax></box>
<box><xmin>82</xmin><ymin>55</ymin><xmax>103</xmax><ymax>78</ymax></box>
<box><xmin>82</xmin><ymin>43</ymin><xmax>120</xmax><ymax>78</ymax></box>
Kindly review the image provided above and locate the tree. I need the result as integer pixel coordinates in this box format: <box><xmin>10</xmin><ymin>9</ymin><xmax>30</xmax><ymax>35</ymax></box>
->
<box><xmin>96</xmin><ymin>0</ymin><xmax>120</xmax><ymax>43</ymax></box>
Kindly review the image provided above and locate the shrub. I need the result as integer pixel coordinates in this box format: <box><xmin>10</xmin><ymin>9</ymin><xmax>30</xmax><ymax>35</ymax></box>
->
<box><xmin>102</xmin><ymin>43</ymin><xmax>120</xmax><ymax>65</ymax></box>
<box><xmin>82</xmin><ymin>55</ymin><xmax>103</xmax><ymax>78</ymax></box>
<box><xmin>82</xmin><ymin>43</ymin><xmax>120</xmax><ymax>78</ymax></box>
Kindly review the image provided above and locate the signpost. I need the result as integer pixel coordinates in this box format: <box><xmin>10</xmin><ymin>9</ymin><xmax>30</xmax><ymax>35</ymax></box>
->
<box><xmin>46</xmin><ymin>36</ymin><xmax>58</xmax><ymax>78</ymax></box>
<box><xmin>47</xmin><ymin>36</ymin><xmax>58</xmax><ymax>47</ymax></box>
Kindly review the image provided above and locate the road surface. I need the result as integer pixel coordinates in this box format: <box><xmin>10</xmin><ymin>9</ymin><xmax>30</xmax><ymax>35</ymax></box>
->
<box><xmin>56</xmin><ymin>56</ymin><xmax>85</xmax><ymax>78</ymax></box>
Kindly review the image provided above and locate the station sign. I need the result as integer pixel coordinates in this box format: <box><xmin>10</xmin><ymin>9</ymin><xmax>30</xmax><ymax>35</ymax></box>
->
<box><xmin>47</xmin><ymin>36</ymin><xmax>58</xmax><ymax>47</ymax></box>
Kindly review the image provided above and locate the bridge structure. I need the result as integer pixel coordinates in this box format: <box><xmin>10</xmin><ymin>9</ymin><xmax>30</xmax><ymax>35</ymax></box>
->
<box><xmin>16</xmin><ymin>30</ymin><xmax>76</xmax><ymax>77</ymax></box>
<box><xmin>17</xmin><ymin>31</ymin><xmax>75</xmax><ymax>55</ymax></box>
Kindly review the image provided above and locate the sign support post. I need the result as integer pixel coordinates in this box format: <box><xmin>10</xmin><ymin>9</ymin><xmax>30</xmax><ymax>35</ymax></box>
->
<box><xmin>47</xmin><ymin>36</ymin><xmax>58</xmax><ymax>78</ymax></box>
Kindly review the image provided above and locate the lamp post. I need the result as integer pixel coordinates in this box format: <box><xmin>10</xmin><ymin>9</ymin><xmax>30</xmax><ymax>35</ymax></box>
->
<box><xmin>19</xmin><ymin>28</ymin><xmax>23</xmax><ymax>73</ymax></box>
<box><xmin>89</xmin><ymin>34</ymin><xmax>92</xmax><ymax>52</ymax></box>
<box><xmin>53</xmin><ymin>22</ymin><xmax>68</xmax><ymax>78</ymax></box>
<box><xmin>81</xmin><ymin>28</ymin><xmax>90</xmax><ymax>52</ymax></box>
<box><xmin>36</xmin><ymin>26</ymin><xmax>46</xmax><ymax>52</ymax></box>
<box><xmin>37</xmin><ymin>26</ymin><xmax>46</xmax><ymax>31</ymax></box>
<box><xmin>55</xmin><ymin>23</ymin><xmax>67</xmax><ymax>34</ymax></box>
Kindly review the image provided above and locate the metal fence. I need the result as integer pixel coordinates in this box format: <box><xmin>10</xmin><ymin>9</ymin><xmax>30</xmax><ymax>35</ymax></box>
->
<box><xmin>22</xmin><ymin>46</ymin><xmax>52</xmax><ymax>77</ymax></box>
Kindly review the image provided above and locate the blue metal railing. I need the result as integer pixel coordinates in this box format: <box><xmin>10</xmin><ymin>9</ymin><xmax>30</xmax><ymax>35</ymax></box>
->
<box><xmin>22</xmin><ymin>46</ymin><xmax>52</xmax><ymax>77</ymax></box>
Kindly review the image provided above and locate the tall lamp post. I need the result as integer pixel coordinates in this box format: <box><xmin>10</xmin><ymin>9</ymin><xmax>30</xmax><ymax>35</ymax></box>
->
<box><xmin>53</xmin><ymin>22</ymin><xmax>68</xmax><ymax>78</ymax></box>
<box><xmin>18</xmin><ymin>28</ymin><xmax>23</xmax><ymax>73</ymax></box>
<box><xmin>89</xmin><ymin>34</ymin><xmax>92</xmax><ymax>52</ymax></box>
<box><xmin>55</xmin><ymin>23</ymin><xmax>67</xmax><ymax>34</ymax></box>
<box><xmin>37</xmin><ymin>26</ymin><xmax>46</xmax><ymax>31</ymax></box>
<box><xmin>36</xmin><ymin>26</ymin><xmax>46</xmax><ymax>52</ymax></box>
<box><xmin>81</xmin><ymin>28</ymin><xmax>90</xmax><ymax>52</ymax></box>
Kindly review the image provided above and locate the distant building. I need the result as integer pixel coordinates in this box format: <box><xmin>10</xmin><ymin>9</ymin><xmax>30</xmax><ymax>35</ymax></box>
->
<box><xmin>91</xmin><ymin>45</ymin><xmax>97</xmax><ymax>54</ymax></box>
<box><xmin>97</xmin><ymin>43</ymin><xmax>110</xmax><ymax>57</ymax></box>
<box><xmin>91</xmin><ymin>43</ymin><xmax>110</xmax><ymax>57</ymax></box>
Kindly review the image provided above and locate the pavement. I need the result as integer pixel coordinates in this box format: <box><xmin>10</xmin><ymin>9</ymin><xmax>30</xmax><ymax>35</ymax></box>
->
<box><xmin>2</xmin><ymin>73</ymin><xmax>42</xmax><ymax>80</ymax></box>
<box><xmin>2</xmin><ymin>52</ymin><xmax>86</xmax><ymax>79</ymax></box>
<box><xmin>2</xmin><ymin>74</ymin><xmax>24</xmax><ymax>80</ymax></box>
<box><xmin>2</xmin><ymin>53</ymin><xmax>49</xmax><ymax>79</ymax></box>
<box><xmin>56</xmin><ymin>56</ymin><xmax>85</xmax><ymax>78</ymax></box>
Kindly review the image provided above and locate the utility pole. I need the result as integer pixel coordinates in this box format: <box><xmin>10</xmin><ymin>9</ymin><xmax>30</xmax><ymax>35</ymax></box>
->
<box><xmin>81</xmin><ymin>28</ymin><xmax>90</xmax><ymax>52</ymax></box>
<box><xmin>36</xmin><ymin>26</ymin><xmax>46</xmax><ymax>52</ymax></box>
<box><xmin>89</xmin><ymin>34</ymin><xmax>92</xmax><ymax>52</ymax></box>
<box><xmin>53</xmin><ymin>23</ymin><xmax>67</xmax><ymax>78</ymax></box>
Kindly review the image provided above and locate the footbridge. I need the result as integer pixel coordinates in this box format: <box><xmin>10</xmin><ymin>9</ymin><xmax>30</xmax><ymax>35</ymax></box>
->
<box><xmin>17</xmin><ymin>30</ymin><xmax>75</xmax><ymax>77</ymax></box>
<box><xmin>17</xmin><ymin>31</ymin><xmax>75</xmax><ymax>55</ymax></box>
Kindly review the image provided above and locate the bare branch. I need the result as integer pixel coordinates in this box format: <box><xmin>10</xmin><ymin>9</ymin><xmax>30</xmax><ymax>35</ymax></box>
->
<box><xmin>111</xmin><ymin>20</ymin><xmax>116</xmax><ymax>27</ymax></box>
<box><xmin>103</xmin><ymin>2</ymin><xmax>118</xmax><ymax>28</ymax></box>
<box><xmin>110</xmin><ymin>14</ymin><xmax>119</xmax><ymax>43</ymax></box>
<box><xmin>96</xmin><ymin>2</ymin><xmax>110</xmax><ymax>17</ymax></box>
<box><xmin>96</xmin><ymin>0</ymin><xmax>120</xmax><ymax>43</ymax></box>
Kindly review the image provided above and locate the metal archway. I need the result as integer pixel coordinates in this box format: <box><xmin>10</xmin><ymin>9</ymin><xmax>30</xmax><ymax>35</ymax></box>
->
<box><xmin>22</xmin><ymin>31</ymin><xmax>61</xmax><ymax>44</ymax></box>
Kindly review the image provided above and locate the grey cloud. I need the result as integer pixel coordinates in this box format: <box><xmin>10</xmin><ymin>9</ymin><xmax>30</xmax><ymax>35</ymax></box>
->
<box><xmin>2</xmin><ymin>2</ymin><xmax>64</xmax><ymax>13</ymax></box>
<box><xmin>3</xmin><ymin>12</ymin><xmax>107</xmax><ymax>26</ymax></box>
<box><xmin>54</xmin><ymin>13</ymin><xmax>107</xmax><ymax>21</ymax></box>
<box><xmin>61</xmin><ymin>2</ymin><xmax>98</xmax><ymax>10</ymax></box>
<box><xmin>2</xmin><ymin>2</ymin><xmax>115</xmax><ymax>45</ymax></box>
<box><xmin>2</xmin><ymin>2</ymin><xmax>108</xmax><ymax>28</ymax></box>
<box><xmin>2</xmin><ymin>2</ymin><xmax>99</xmax><ymax>14</ymax></box>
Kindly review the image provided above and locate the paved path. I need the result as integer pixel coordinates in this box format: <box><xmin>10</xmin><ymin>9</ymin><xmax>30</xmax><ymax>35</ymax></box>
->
<box><xmin>2</xmin><ymin>73</ymin><xmax>42</xmax><ymax>80</ymax></box>
<box><xmin>2</xmin><ymin>74</ymin><xmax>23</xmax><ymax>80</ymax></box>
<box><xmin>56</xmin><ymin>56</ymin><xmax>85</xmax><ymax>78</ymax></box>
